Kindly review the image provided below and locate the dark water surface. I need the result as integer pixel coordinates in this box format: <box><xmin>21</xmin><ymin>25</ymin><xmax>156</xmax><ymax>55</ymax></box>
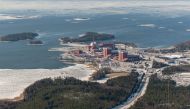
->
<box><xmin>0</xmin><ymin>13</ymin><xmax>190</xmax><ymax>69</ymax></box>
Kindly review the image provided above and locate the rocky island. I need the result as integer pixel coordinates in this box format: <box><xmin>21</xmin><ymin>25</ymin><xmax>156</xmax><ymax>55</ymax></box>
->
<box><xmin>60</xmin><ymin>32</ymin><xmax>115</xmax><ymax>43</ymax></box>
<box><xmin>0</xmin><ymin>32</ymin><xmax>38</xmax><ymax>42</ymax></box>
<box><xmin>29</xmin><ymin>40</ymin><xmax>43</xmax><ymax>45</ymax></box>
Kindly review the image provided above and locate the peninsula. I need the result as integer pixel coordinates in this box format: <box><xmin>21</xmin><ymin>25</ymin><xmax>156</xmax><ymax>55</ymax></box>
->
<box><xmin>175</xmin><ymin>40</ymin><xmax>190</xmax><ymax>51</ymax></box>
<box><xmin>0</xmin><ymin>72</ymin><xmax>140</xmax><ymax>109</ymax></box>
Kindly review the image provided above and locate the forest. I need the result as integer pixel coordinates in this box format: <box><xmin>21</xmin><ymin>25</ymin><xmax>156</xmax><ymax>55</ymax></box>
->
<box><xmin>0</xmin><ymin>72</ymin><xmax>140</xmax><ymax>109</ymax></box>
<box><xmin>130</xmin><ymin>74</ymin><xmax>190</xmax><ymax>109</ymax></box>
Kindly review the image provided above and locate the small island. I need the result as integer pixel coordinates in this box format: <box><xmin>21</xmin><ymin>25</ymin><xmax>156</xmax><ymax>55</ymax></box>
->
<box><xmin>60</xmin><ymin>32</ymin><xmax>115</xmax><ymax>43</ymax></box>
<box><xmin>29</xmin><ymin>40</ymin><xmax>43</xmax><ymax>45</ymax></box>
<box><xmin>0</xmin><ymin>32</ymin><xmax>39</xmax><ymax>42</ymax></box>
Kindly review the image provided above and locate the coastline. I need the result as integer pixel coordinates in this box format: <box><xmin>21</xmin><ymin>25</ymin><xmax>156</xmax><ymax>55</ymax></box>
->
<box><xmin>0</xmin><ymin>64</ymin><xmax>95</xmax><ymax>100</ymax></box>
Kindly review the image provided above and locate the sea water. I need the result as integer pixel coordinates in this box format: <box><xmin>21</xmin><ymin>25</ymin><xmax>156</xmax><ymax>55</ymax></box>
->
<box><xmin>0</xmin><ymin>0</ymin><xmax>190</xmax><ymax>69</ymax></box>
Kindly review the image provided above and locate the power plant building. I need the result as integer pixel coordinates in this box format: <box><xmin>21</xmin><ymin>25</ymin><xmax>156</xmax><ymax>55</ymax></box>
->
<box><xmin>118</xmin><ymin>51</ymin><xmax>128</xmax><ymax>61</ymax></box>
<box><xmin>103</xmin><ymin>48</ymin><xmax>111</xmax><ymax>58</ymax></box>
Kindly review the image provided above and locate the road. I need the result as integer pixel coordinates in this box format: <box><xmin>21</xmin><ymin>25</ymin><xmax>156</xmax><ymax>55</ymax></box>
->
<box><xmin>113</xmin><ymin>74</ymin><xmax>150</xmax><ymax>109</ymax></box>
<box><xmin>113</xmin><ymin>59</ymin><xmax>153</xmax><ymax>109</ymax></box>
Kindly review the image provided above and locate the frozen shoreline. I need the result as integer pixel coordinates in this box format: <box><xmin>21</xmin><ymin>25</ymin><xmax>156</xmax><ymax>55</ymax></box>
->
<box><xmin>0</xmin><ymin>64</ymin><xmax>95</xmax><ymax>100</ymax></box>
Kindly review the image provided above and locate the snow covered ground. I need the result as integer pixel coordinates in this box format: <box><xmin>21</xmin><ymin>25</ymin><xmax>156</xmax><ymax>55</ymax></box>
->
<box><xmin>172</xmin><ymin>72</ymin><xmax>190</xmax><ymax>86</ymax></box>
<box><xmin>0</xmin><ymin>64</ymin><xmax>95</xmax><ymax>99</ymax></box>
